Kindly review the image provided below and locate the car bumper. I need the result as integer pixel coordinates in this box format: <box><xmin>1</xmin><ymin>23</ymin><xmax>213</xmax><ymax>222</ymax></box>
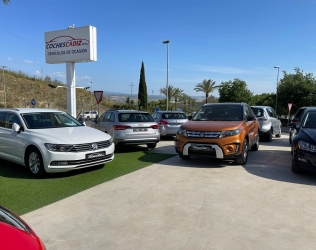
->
<box><xmin>42</xmin><ymin>142</ymin><xmax>115</xmax><ymax>173</ymax></box>
<box><xmin>174</xmin><ymin>135</ymin><xmax>242</xmax><ymax>160</ymax></box>
<box><xmin>293</xmin><ymin>149</ymin><xmax>316</xmax><ymax>173</ymax></box>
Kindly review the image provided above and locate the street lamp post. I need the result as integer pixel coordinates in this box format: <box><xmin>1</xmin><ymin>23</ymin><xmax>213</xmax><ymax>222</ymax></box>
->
<box><xmin>2</xmin><ymin>65</ymin><xmax>7</xmax><ymax>108</ymax></box>
<box><xmin>163</xmin><ymin>40</ymin><xmax>169</xmax><ymax>111</ymax></box>
<box><xmin>90</xmin><ymin>82</ymin><xmax>92</xmax><ymax>111</ymax></box>
<box><xmin>274</xmin><ymin>66</ymin><xmax>280</xmax><ymax>113</ymax></box>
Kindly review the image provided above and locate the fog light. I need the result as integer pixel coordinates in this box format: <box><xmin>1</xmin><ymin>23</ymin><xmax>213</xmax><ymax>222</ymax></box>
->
<box><xmin>227</xmin><ymin>146</ymin><xmax>233</xmax><ymax>152</ymax></box>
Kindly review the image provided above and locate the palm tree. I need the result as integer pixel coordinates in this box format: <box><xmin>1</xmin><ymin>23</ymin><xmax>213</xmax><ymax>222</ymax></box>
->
<box><xmin>173</xmin><ymin>88</ymin><xmax>184</xmax><ymax>110</ymax></box>
<box><xmin>160</xmin><ymin>85</ymin><xmax>175</xmax><ymax>109</ymax></box>
<box><xmin>194</xmin><ymin>79</ymin><xmax>219</xmax><ymax>103</ymax></box>
<box><xmin>3</xmin><ymin>0</ymin><xmax>10</xmax><ymax>4</ymax></box>
<box><xmin>181</xmin><ymin>93</ymin><xmax>190</xmax><ymax>113</ymax></box>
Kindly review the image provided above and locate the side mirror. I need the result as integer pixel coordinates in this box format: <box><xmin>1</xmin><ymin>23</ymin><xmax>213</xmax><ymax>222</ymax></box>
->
<box><xmin>247</xmin><ymin>115</ymin><xmax>256</xmax><ymax>121</ymax></box>
<box><xmin>12</xmin><ymin>123</ymin><xmax>21</xmax><ymax>133</ymax></box>
<box><xmin>288</xmin><ymin>122</ymin><xmax>296</xmax><ymax>128</ymax></box>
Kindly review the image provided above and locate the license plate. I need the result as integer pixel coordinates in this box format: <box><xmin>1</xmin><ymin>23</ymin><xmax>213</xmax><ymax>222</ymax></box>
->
<box><xmin>133</xmin><ymin>128</ymin><xmax>147</xmax><ymax>132</ymax></box>
<box><xmin>86</xmin><ymin>151</ymin><xmax>105</xmax><ymax>159</ymax></box>
<box><xmin>192</xmin><ymin>146</ymin><xmax>211</xmax><ymax>151</ymax></box>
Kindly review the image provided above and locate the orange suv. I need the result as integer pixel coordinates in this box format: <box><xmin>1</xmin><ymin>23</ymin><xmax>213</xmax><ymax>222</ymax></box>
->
<box><xmin>174</xmin><ymin>103</ymin><xmax>260</xmax><ymax>165</ymax></box>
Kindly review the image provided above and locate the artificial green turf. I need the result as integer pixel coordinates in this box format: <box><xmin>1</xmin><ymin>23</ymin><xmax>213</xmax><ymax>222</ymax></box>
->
<box><xmin>0</xmin><ymin>151</ymin><xmax>175</xmax><ymax>215</ymax></box>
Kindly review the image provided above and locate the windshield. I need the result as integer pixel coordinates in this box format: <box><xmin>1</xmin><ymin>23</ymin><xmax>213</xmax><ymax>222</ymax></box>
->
<box><xmin>302</xmin><ymin>111</ymin><xmax>316</xmax><ymax>128</ymax></box>
<box><xmin>193</xmin><ymin>105</ymin><xmax>243</xmax><ymax>121</ymax></box>
<box><xmin>162</xmin><ymin>113</ymin><xmax>187</xmax><ymax>119</ymax></box>
<box><xmin>22</xmin><ymin>112</ymin><xmax>84</xmax><ymax>129</ymax></box>
<box><xmin>119</xmin><ymin>113</ymin><xmax>155</xmax><ymax>122</ymax></box>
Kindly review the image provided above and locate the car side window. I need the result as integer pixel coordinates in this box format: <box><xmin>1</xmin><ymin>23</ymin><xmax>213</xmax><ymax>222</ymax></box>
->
<box><xmin>6</xmin><ymin>113</ymin><xmax>21</xmax><ymax>128</ymax></box>
<box><xmin>267</xmin><ymin>108</ymin><xmax>276</xmax><ymax>118</ymax></box>
<box><xmin>109</xmin><ymin>112</ymin><xmax>115</xmax><ymax>122</ymax></box>
<box><xmin>0</xmin><ymin>112</ymin><xmax>7</xmax><ymax>128</ymax></box>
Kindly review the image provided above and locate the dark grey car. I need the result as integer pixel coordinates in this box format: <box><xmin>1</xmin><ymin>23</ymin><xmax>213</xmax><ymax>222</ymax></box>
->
<box><xmin>152</xmin><ymin>111</ymin><xmax>188</xmax><ymax>137</ymax></box>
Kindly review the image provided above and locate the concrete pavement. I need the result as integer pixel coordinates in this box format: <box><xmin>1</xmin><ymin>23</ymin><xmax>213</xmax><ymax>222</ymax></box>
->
<box><xmin>22</xmin><ymin>133</ymin><xmax>316</xmax><ymax>250</ymax></box>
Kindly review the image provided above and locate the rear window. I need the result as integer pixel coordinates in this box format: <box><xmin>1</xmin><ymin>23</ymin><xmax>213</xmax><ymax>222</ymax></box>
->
<box><xmin>162</xmin><ymin>113</ymin><xmax>187</xmax><ymax>119</ymax></box>
<box><xmin>251</xmin><ymin>107</ymin><xmax>264</xmax><ymax>117</ymax></box>
<box><xmin>119</xmin><ymin>113</ymin><xmax>155</xmax><ymax>122</ymax></box>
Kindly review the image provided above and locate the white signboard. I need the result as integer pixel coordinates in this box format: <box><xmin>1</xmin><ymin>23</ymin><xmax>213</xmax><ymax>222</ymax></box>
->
<box><xmin>44</xmin><ymin>26</ymin><xmax>97</xmax><ymax>64</ymax></box>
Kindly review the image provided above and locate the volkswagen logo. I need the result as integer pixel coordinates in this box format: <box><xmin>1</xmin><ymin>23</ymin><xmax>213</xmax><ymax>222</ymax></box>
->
<box><xmin>91</xmin><ymin>143</ymin><xmax>98</xmax><ymax>150</ymax></box>
<box><xmin>199</xmin><ymin>132</ymin><xmax>205</xmax><ymax>137</ymax></box>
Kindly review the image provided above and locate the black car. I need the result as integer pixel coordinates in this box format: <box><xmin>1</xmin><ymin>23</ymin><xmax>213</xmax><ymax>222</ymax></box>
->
<box><xmin>289</xmin><ymin>107</ymin><xmax>316</xmax><ymax>173</ymax></box>
<box><xmin>289</xmin><ymin>107</ymin><xmax>310</xmax><ymax>145</ymax></box>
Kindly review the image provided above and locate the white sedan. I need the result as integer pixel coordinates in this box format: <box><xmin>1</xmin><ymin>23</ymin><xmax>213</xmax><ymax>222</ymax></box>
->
<box><xmin>0</xmin><ymin>108</ymin><xmax>115</xmax><ymax>177</ymax></box>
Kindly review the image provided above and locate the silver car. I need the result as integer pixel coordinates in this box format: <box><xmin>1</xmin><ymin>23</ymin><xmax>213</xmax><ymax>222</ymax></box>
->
<box><xmin>250</xmin><ymin>106</ymin><xmax>282</xmax><ymax>141</ymax></box>
<box><xmin>152</xmin><ymin>111</ymin><xmax>188</xmax><ymax>137</ymax></box>
<box><xmin>93</xmin><ymin>110</ymin><xmax>160</xmax><ymax>149</ymax></box>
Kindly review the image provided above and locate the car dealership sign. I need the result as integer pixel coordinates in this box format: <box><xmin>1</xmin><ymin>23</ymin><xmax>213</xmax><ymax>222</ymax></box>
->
<box><xmin>45</xmin><ymin>26</ymin><xmax>97</xmax><ymax>64</ymax></box>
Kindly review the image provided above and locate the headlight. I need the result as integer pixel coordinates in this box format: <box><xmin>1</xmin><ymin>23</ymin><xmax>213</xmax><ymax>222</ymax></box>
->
<box><xmin>219</xmin><ymin>129</ymin><xmax>240</xmax><ymax>138</ymax></box>
<box><xmin>298</xmin><ymin>140</ymin><xmax>316</xmax><ymax>152</ymax></box>
<box><xmin>177</xmin><ymin>127</ymin><xmax>187</xmax><ymax>137</ymax></box>
<box><xmin>108</xmin><ymin>137</ymin><xmax>113</xmax><ymax>144</ymax></box>
<box><xmin>44</xmin><ymin>143</ymin><xmax>73</xmax><ymax>152</ymax></box>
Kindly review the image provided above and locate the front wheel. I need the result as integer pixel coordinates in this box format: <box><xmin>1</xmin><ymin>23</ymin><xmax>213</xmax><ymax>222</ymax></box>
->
<box><xmin>266</xmin><ymin>129</ymin><xmax>272</xmax><ymax>142</ymax></box>
<box><xmin>235</xmin><ymin>139</ymin><xmax>248</xmax><ymax>165</ymax></box>
<box><xmin>26</xmin><ymin>147</ymin><xmax>46</xmax><ymax>177</ymax></box>
<box><xmin>291</xmin><ymin>146</ymin><xmax>302</xmax><ymax>173</ymax></box>
<box><xmin>251</xmin><ymin>136</ymin><xmax>259</xmax><ymax>151</ymax></box>
<box><xmin>275</xmin><ymin>126</ymin><xmax>282</xmax><ymax>138</ymax></box>
<box><xmin>178</xmin><ymin>153</ymin><xmax>191</xmax><ymax>160</ymax></box>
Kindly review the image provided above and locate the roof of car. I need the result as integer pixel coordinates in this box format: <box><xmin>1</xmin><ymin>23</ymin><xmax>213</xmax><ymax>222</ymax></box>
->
<box><xmin>203</xmin><ymin>102</ymin><xmax>244</xmax><ymax>106</ymax></box>
<box><xmin>0</xmin><ymin>108</ymin><xmax>63</xmax><ymax>113</ymax></box>
<box><xmin>154</xmin><ymin>110</ymin><xmax>184</xmax><ymax>113</ymax></box>
<box><xmin>251</xmin><ymin>106</ymin><xmax>272</xmax><ymax>108</ymax></box>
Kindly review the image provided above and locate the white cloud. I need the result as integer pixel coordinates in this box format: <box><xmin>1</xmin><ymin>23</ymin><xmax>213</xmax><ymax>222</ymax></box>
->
<box><xmin>8</xmin><ymin>58</ymin><xmax>12</xmax><ymax>61</ymax></box>
<box><xmin>77</xmin><ymin>75</ymin><xmax>92</xmax><ymax>81</ymax></box>
<box><xmin>35</xmin><ymin>70</ymin><xmax>41</xmax><ymax>76</ymax></box>
<box><xmin>24</xmin><ymin>60</ymin><xmax>33</xmax><ymax>64</ymax></box>
<box><xmin>53</xmin><ymin>71</ymin><xmax>66</xmax><ymax>78</ymax></box>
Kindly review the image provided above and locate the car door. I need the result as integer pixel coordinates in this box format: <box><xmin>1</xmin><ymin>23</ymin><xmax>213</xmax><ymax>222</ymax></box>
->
<box><xmin>267</xmin><ymin>107</ymin><xmax>280</xmax><ymax>134</ymax></box>
<box><xmin>0</xmin><ymin>112</ymin><xmax>8</xmax><ymax>158</ymax></box>
<box><xmin>0</xmin><ymin>112</ymin><xmax>24</xmax><ymax>163</ymax></box>
<box><xmin>98</xmin><ymin>111</ymin><xmax>115</xmax><ymax>136</ymax></box>
<box><xmin>245</xmin><ymin>105</ymin><xmax>257</xmax><ymax>144</ymax></box>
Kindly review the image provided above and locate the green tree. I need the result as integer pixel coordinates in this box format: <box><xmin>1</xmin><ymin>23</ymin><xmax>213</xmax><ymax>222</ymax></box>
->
<box><xmin>277</xmin><ymin>67</ymin><xmax>316</xmax><ymax>115</ymax></box>
<box><xmin>194</xmin><ymin>79</ymin><xmax>219</xmax><ymax>103</ymax></box>
<box><xmin>138</xmin><ymin>61</ymin><xmax>148</xmax><ymax>110</ymax></box>
<box><xmin>218</xmin><ymin>78</ymin><xmax>253</xmax><ymax>103</ymax></box>
<box><xmin>252</xmin><ymin>93</ymin><xmax>275</xmax><ymax>107</ymax></box>
<box><xmin>2</xmin><ymin>0</ymin><xmax>10</xmax><ymax>4</ymax></box>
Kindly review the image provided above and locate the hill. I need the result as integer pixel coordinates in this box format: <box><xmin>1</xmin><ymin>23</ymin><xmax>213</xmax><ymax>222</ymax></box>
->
<box><xmin>0</xmin><ymin>69</ymin><xmax>116</xmax><ymax>116</ymax></box>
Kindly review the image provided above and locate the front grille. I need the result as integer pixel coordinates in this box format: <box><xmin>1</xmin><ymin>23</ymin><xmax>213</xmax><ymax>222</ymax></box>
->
<box><xmin>187</xmin><ymin>131</ymin><xmax>221</xmax><ymax>138</ymax></box>
<box><xmin>67</xmin><ymin>153</ymin><xmax>114</xmax><ymax>165</ymax></box>
<box><xmin>69</xmin><ymin>140</ymin><xmax>112</xmax><ymax>152</ymax></box>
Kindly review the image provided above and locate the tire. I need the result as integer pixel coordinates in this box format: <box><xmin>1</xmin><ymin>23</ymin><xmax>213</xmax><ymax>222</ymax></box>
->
<box><xmin>147</xmin><ymin>143</ymin><xmax>157</xmax><ymax>149</ymax></box>
<box><xmin>178</xmin><ymin>153</ymin><xmax>191</xmax><ymax>160</ymax></box>
<box><xmin>251</xmin><ymin>136</ymin><xmax>259</xmax><ymax>151</ymax></box>
<box><xmin>275</xmin><ymin>126</ymin><xmax>282</xmax><ymax>138</ymax></box>
<box><xmin>87</xmin><ymin>116</ymin><xmax>90</xmax><ymax>121</ymax></box>
<box><xmin>26</xmin><ymin>147</ymin><xmax>46</xmax><ymax>177</ymax></box>
<box><xmin>235</xmin><ymin>139</ymin><xmax>249</xmax><ymax>165</ymax></box>
<box><xmin>291</xmin><ymin>146</ymin><xmax>302</xmax><ymax>173</ymax></box>
<box><xmin>266</xmin><ymin>129</ymin><xmax>272</xmax><ymax>142</ymax></box>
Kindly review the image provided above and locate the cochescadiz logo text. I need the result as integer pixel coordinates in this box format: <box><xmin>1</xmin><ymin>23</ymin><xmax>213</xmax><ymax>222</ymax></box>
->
<box><xmin>46</xmin><ymin>35</ymin><xmax>89</xmax><ymax>49</ymax></box>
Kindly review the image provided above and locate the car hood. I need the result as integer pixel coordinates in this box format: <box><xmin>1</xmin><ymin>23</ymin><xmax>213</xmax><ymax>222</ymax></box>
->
<box><xmin>300</xmin><ymin>128</ymin><xmax>316</xmax><ymax>143</ymax></box>
<box><xmin>27</xmin><ymin>126</ymin><xmax>111</xmax><ymax>144</ymax></box>
<box><xmin>181</xmin><ymin>120</ymin><xmax>244</xmax><ymax>131</ymax></box>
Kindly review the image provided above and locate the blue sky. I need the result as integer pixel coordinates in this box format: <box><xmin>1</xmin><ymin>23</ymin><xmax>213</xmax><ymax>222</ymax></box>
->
<box><xmin>0</xmin><ymin>0</ymin><xmax>315</xmax><ymax>98</ymax></box>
